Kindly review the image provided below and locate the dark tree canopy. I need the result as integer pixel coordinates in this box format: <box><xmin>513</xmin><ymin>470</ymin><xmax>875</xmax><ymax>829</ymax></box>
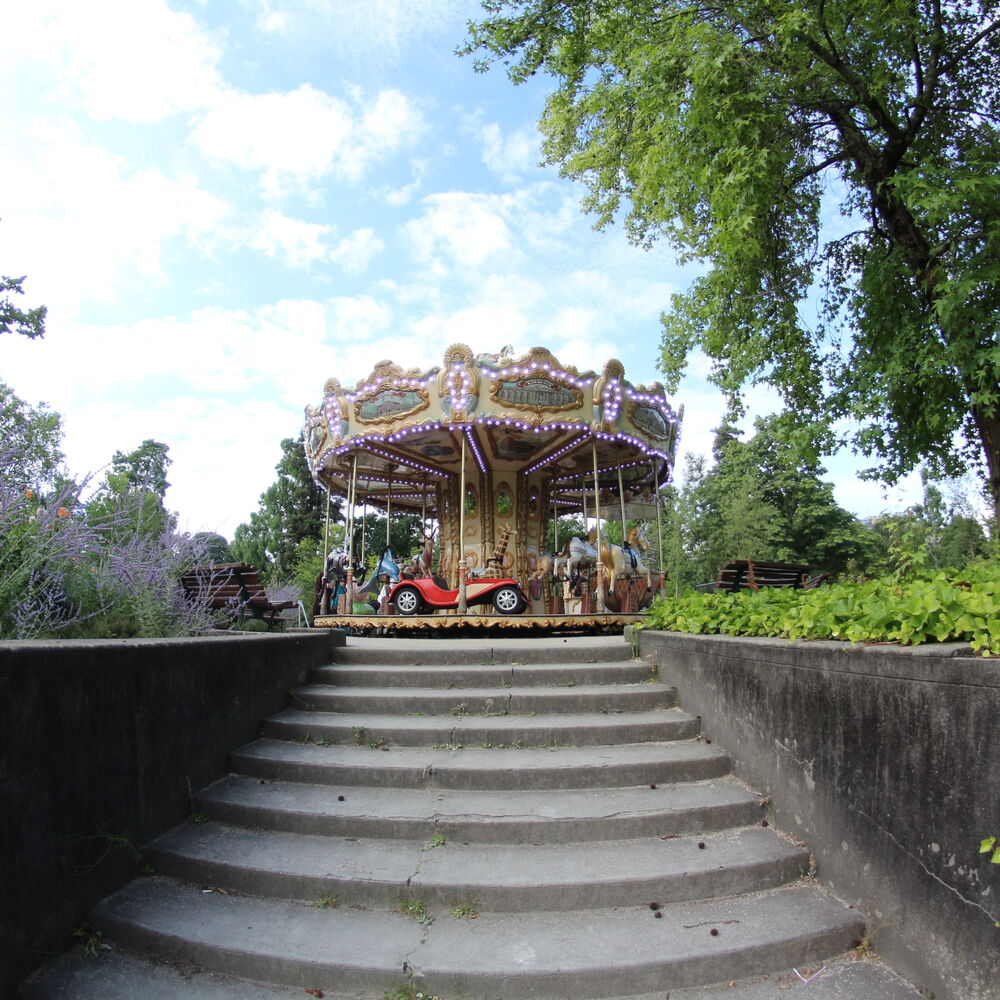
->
<box><xmin>464</xmin><ymin>0</ymin><xmax>1000</xmax><ymax>525</ymax></box>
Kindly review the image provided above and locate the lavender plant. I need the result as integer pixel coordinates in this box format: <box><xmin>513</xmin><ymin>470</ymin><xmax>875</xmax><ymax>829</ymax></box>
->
<box><xmin>1</xmin><ymin>381</ymin><xmax>222</xmax><ymax>639</ymax></box>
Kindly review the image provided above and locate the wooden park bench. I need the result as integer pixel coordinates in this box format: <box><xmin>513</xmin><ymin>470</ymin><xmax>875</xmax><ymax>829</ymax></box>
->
<box><xmin>180</xmin><ymin>562</ymin><xmax>297</xmax><ymax>629</ymax></box>
<box><xmin>715</xmin><ymin>560</ymin><xmax>830</xmax><ymax>593</ymax></box>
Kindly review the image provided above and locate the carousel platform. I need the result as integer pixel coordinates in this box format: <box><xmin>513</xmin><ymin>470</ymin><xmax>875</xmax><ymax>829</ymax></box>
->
<box><xmin>311</xmin><ymin>612</ymin><xmax>645</xmax><ymax>635</ymax></box>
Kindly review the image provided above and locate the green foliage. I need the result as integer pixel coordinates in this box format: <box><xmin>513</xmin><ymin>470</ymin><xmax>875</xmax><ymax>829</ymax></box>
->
<box><xmin>232</xmin><ymin>435</ymin><xmax>340</xmax><ymax>580</ymax></box>
<box><xmin>546</xmin><ymin>515</ymin><xmax>588</xmax><ymax>553</ymax></box>
<box><xmin>464</xmin><ymin>1</ymin><xmax>1000</xmax><ymax>525</ymax></box>
<box><xmin>981</xmin><ymin>836</ymin><xmax>1000</xmax><ymax>864</ymax></box>
<box><xmin>1</xmin><ymin>380</ymin><xmax>65</xmax><ymax>490</ymax></box>
<box><xmin>1</xmin><ymin>274</ymin><xmax>47</xmax><ymax>339</ymax></box>
<box><xmin>86</xmin><ymin>439</ymin><xmax>176</xmax><ymax>542</ymax></box>
<box><xmin>644</xmin><ymin>561</ymin><xmax>1000</xmax><ymax>655</ymax></box>
<box><xmin>192</xmin><ymin>532</ymin><xmax>234</xmax><ymax>563</ymax></box>
<box><xmin>655</xmin><ymin>416</ymin><xmax>874</xmax><ymax>592</ymax></box>
<box><xmin>0</xmin><ymin>383</ymin><xmax>215</xmax><ymax>638</ymax></box>
<box><xmin>72</xmin><ymin>924</ymin><xmax>111</xmax><ymax>959</ymax></box>
<box><xmin>357</xmin><ymin>513</ymin><xmax>423</xmax><ymax>569</ymax></box>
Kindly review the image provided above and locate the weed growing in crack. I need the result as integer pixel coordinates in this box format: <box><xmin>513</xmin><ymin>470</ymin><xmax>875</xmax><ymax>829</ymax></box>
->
<box><xmin>73</xmin><ymin>924</ymin><xmax>111</xmax><ymax>958</ymax></box>
<box><xmin>423</xmin><ymin>832</ymin><xmax>446</xmax><ymax>851</ymax></box>
<box><xmin>396</xmin><ymin>897</ymin><xmax>434</xmax><ymax>926</ymax></box>
<box><xmin>449</xmin><ymin>898</ymin><xmax>479</xmax><ymax>919</ymax></box>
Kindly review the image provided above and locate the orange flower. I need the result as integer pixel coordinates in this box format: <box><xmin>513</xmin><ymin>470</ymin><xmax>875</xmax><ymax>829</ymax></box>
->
<box><xmin>25</xmin><ymin>489</ymin><xmax>33</xmax><ymax>499</ymax></box>
<box><xmin>56</xmin><ymin>507</ymin><xmax>70</xmax><ymax>518</ymax></box>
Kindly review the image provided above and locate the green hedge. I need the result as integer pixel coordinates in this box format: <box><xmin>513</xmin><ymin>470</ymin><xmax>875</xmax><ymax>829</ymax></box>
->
<box><xmin>643</xmin><ymin>561</ymin><xmax>1000</xmax><ymax>656</ymax></box>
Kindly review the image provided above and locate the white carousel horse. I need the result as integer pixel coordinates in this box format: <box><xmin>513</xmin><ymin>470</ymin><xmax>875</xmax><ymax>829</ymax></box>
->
<box><xmin>532</xmin><ymin>533</ymin><xmax>596</xmax><ymax>585</ymax></box>
<box><xmin>474</xmin><ymin>344</ymin><xmax>513</xmax><ymax>367</ymax></box>
<box><xmin>566</xmin><ymin>532</ymin><xmax>598</xmax><ymax>577</ymax></box>
<box><xmin>599</xmin><ymin>523</ymin><xmax>652</xmax><ymax>587</ymax></box>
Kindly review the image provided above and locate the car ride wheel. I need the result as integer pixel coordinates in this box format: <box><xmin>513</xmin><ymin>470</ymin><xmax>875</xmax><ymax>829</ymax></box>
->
<box><xmin>492</xmin><ymin>585</ymin><xmax>523</xmax><ymax>615</ymax></box>
<box><xmin>393</xmin><ymin>585</ymin><xmax>423</xmax><ymax>616</ymax></box>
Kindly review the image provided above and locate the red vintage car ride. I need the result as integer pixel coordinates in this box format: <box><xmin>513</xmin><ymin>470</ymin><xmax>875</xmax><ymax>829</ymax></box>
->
<box><xmin>388</xmin><ymin>576</ymin><xmax>528</xmax><ymax>616</ymax></box>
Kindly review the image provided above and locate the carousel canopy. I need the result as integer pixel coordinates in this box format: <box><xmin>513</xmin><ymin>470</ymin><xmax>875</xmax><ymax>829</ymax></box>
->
<box><xmin>303</xmin><ymin>344</ymin><xmax>682</xmax><ymax>515</ymax></box>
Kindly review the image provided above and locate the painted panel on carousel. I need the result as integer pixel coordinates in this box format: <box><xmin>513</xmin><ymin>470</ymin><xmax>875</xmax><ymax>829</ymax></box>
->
<box><xmin>629</xmin><ymin>400</ymin><xmax>671</xmax><ymax>439</ymax></box>
<box><xmin>404</xmin><ymin>433</ymin><xmax>460</xmax><ymax>463</ymax></box>
<box><xmin>490</xmin><ymin>428</ymin><xmax>561</xmax><ymax>463</ymax></box>
<box><xmin>356</xmin><ymin>385</ymin><xmax>429</xmax><ymax>423</ymax></box>
<box><xmin>490</xmin><ymin>373</ymin><xmax>582</xmax><ymax>412</ymax></box>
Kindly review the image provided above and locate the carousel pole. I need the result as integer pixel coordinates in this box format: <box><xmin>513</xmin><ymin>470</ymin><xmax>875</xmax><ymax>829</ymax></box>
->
<box><xmin>321</xmin><ymin>484</ymin><xmax>332</xmax><ymax>615</ymax></box>
<box><xmin>385</xmin><ymin>474</ymin><xmax>391</xmax><ymax>551</ymax></box>
<box><xmin>344</xmin><ymin>451</ymin><xmax>358</xmax><ymax>614</ymax></box>
<box><xmin>655</xmin><ymin>478</ymin><xmax>667</xmax><ymax>598</ymax></box>
<box><xmin>592</xmin><ymin>439</ymin><xmax>605</xmax><ymax>611</ymax></box>
<box><xmin>617</xmin><ymin>462</ymin><xmax>631</xmax><ymax>612</ymax></box>
<box><xmin>617</xmin><ymin>463</ymin><xmax>628</xmax><ymax>540</ymax></box>
<box><xmin>359</xmin><ymin>478</ymin><xmax>367</xmax><ymax>570</ymax></box>
<box><xmin>457</xmin><ymin>430</ymin><xmax>468</xmax><ymax>614</ymax></box>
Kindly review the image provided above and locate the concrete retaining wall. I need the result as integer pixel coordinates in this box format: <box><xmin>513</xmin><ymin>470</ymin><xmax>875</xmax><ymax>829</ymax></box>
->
<box><xmin>638</xmin><ymin>631</ymin><xmax>1000</xmax><ymax>1000</ymax></box>
<box><xmin>0</xmin><ymin>631</ymin><xmax>340</xmax><ymax>998</ymax></box>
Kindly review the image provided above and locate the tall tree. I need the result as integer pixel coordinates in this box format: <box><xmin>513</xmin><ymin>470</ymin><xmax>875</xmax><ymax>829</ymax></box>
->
<box><xmin>0</xmin><ymin>380</ymin><xmax>64</xmax><ymax>490</ymax></box>
<box><xmin>465</xmin><ymin>1</ymin><xmax>1000</xmax><ymax>526</ymax></box>
<box><xmin>87</xmin><ymin>439</ymin><xmax>176</xmax><ymax>539</ymax></box>
<box><xmin>661</xmin><ymin>418</ymin><xmax>874</xmax><ymax>586</ymax></box>
<box><xmin>231</xmin><ymin>435</ymin><xmax>342</xmax><ymax>579</ymax></box>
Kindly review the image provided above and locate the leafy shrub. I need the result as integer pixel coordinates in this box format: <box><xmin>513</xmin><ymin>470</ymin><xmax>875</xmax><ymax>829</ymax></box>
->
<box><xmin>1</xmin><ymin>383</ymin><xmax>220</xmax><ymax>639</ymax></box>
<box><xmin>643</xmin><ymin>561</ymin><xmax>1000</xmax><ymax>656</ymax></box>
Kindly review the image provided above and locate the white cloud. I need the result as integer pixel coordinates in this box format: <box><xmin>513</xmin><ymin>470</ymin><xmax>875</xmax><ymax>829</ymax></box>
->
<box><xmin>330</xmin><ymin>228</ymin><xmax>385</xmax><ymax>273</ymax></box>
<box><xmin>188</xmin><ymin>85</ymin><xmax>425</xmax><ymax>195</ymax></box>
<box><xmin>325</xmin><ymin>296</ymin><xmax>394</xmax><ymax>342</ymax></box>
<box><xmin>480</xmin><ymin>121</ymin><xmax>540</xmax><ymax>182</ymax></box>
<box><xmin>244</xmin><ymin>210</ymin><xmax>334</xmax><ymax>267</ymax></box>
<box><xmin>2</xmin><ymin>1</ymin><xmax>225</xmax><ymax>122</ymax></box>
<box><xmin>0</xmin><ymin>124</ymin><xmax>231</xmax><ymax>315</ymax></box>
<box><xmin>250</xmin><ymin>0</ymin><xmax>468</xmax><ymax>54</ymax></box>
<box><xmin>404</xmin><ymin>192</ymin><xmax>518</xmax><ymax>273</ymax></box>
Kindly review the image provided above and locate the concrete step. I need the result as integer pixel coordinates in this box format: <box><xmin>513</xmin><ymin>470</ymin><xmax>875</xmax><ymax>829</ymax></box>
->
<box><xmin>291</xmin><ymin>681</ymin><xmax>675</xmax><ymax>715</ymax></box>
<box><xmin>197</xmin><ymin>773</ymin><xmax>761</xmax><ymax>842</ymax></box>
<box><xmin>83</xmin><ymin>875</ymin><xmax>864</xmax><ymax>999</ymax></box>
<box><xmin>331</xmin><ymin>633</ymin><xmax>634</xmax><ymax>666</ymax></box>
<box><xmin>150</xmin><ymin>822</ymin><xmax>808</xmax><ymax>910</ymax></box>
<box><xmin>313</xmin><ymin>658</ymin><xmax>658</xmax><ymax>688</ymax></box>
<box><xmin>231</xmin><ymin>737</ymin><xmax>720</xmax><ymax>789</ymax></box>
<box><xmin>21</xmin><ymin>947</ymin><xmax>929</xmax><ymax>1000</ymax></box>
<box><xmin>22</xmin><ymin>633</ymin><xmax>927</xmax><ymax>1000</ymax></box>
<box><xmin>263</xmin><ymin>706</ymin><xmax>700</xmax><ymax>747</ymax></box>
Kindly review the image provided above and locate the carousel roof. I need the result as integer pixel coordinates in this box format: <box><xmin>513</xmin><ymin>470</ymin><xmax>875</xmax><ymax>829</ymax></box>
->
<box><xmin>303</xmin><ymin>344</ymin><xmax>682</xmax><ymax>515</ymax></box>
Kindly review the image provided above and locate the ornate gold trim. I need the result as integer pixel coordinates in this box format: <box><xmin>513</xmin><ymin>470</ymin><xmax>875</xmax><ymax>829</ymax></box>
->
<box><xmin>312</xmin><ymin>613</ymin><xmax>644</xmax><ymax>632</ymax></box>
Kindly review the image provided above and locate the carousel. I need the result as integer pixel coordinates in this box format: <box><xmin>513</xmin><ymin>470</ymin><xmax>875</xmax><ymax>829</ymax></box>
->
<box><xmin>303</xmin><ymin>344</ymin><xmax>682</xmax><ymax>633</ymax></box>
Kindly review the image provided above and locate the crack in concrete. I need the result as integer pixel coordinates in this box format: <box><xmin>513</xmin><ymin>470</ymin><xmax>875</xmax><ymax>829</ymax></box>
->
<box><xmin>853</xmin><ymin>806</ymin><xmax>999</xmax><ymax>923</ymax></box>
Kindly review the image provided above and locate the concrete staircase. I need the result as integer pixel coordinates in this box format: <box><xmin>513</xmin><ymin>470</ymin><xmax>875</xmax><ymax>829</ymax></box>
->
<box><xmin>23</xmin><ymin>635</ymin><xmax>923</xmax><ymax>999</ymax></box>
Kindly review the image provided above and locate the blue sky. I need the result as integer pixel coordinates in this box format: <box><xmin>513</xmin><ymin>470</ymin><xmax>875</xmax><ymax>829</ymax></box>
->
<box><xmin>1</xmin><ymin>0</ymin><xmax>923</xmax><ymax>536</ymax></box>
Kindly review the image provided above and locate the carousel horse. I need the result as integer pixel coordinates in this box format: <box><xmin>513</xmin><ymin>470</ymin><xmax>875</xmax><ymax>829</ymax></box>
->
<box><xmin>599</xmin><ymin>523</ymin><xmax>652</xmax><ymax>587</ymax></box>
<box><xmin>566</xmin><ymin>532</ymin><xmax>599</xmax><ymax>578</ymax></box>
<box><xmin>474</xmin><ymin>344</ymin><xmax>513</xmax><ymax>367</ymax></box>
<box><xmin>532</xmin><ymin>532</ymin><xmax>596</xmax><ymax>587</ymax></box>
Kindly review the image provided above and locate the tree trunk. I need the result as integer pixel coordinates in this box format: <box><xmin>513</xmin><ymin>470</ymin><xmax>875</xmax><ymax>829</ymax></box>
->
<box><xmin>971</xmin><ymin>404</ymin><xmax>1000</xmax><ymax>539</ymax></box>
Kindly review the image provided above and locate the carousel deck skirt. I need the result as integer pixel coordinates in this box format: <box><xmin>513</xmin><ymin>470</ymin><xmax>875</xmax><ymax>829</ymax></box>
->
<box><xmin>311</xmin><ymin>612</ymin><xmax>644</xmax><ymax>633</ymax></box>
